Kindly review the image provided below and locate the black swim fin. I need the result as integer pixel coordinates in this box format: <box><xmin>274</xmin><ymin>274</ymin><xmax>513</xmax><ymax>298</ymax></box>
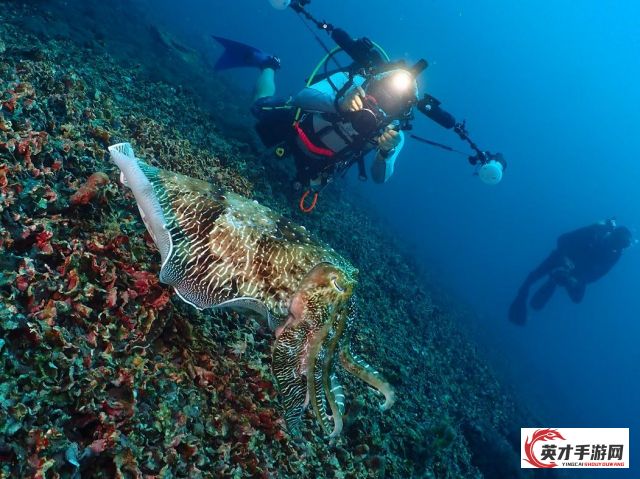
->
<box><xmin>211</xmin><ymin>36</ymin><xmax>280</xmax><ymax>71</ymax></box>
<box><xmin>530</xmin><ymin>278</ymin><xmax>556</xmax><ymax>311</ymax></box>
<box><xmin>508</xmin><ymin>290</ymin><xmax>528</xmax><ymax>325</ymax></box>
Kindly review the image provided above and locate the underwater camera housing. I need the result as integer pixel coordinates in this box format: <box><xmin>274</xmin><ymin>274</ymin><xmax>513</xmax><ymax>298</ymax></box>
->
<box><xmin>344</xmin><ymin>65</ymin><xmax>426</xmax><ymax>136</ymax></box>
<box><xmin>347</xmin><ymin>95</ymin><xmax>388</xmax><ymax>135</ymax></box>
<box><xmin>347</xmin><ymin>62</ymin><xmax>427</xmax><ymax>134</ymax></box>
<box><xmin>290</xmin><ymin>0</ymin><xmax>427</xmax><ymax>131</ymax></box>
<box><xmin>289</xmin><ymin>0</ymin><xmax>505</xmax><ymax>184</ymax></box>
<box><xmin>367</xmin><ymin>64</ymin><xmax>424</xmax><ymax>111</ymax></box>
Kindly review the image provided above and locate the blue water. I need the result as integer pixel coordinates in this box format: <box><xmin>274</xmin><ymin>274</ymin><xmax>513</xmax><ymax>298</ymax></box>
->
<box><xmin>140</xmin><ymin>0</ymin><xmax>639</xmax><ymax>475</ymax></box>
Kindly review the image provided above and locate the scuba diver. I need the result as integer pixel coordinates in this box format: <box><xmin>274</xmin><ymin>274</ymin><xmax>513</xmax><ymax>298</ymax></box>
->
<box><xmin>212</xmin><ymin>0</ymin><xmax>505</xmax><ymax>212</ymax></box>
<box><xmin>508</xmin><ymin>219</ymin><xmax>633</xmax><ymax>325</ymax></box>
<box><xmin>212</xmin><ymin>36</ymin><xmax>413</xmax><ymax>206</ymax></box>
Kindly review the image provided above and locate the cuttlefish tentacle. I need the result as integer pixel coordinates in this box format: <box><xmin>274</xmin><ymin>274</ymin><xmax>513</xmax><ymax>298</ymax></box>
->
<box><xmin>318</xmin><ymin>301</ymin><xmax>351</xmax><ymax>437</ymax></box>
<box><xmin>310</xmin><ymin>348</ymin><xmax>335</xmax><ymax>435</ymax></box>
<box><xmin>329</xmin><ymin>373</ymin><xmax>346</xmax><ymax>416</ymax></box>
<box><xmin>274</xmin><ymin>264</ymin><xmax>355</xmax><ymax>436</ymax></box>
<box><xmin>339</xmin><ymin>341</ymin><xmax>396</xmax><ymax>410</ymax></box>
<box><xmin>273</xmin><ymin>280</ymin><xmax>335</xmax><ymax>435</ymax></box>
<box><xmin>320</xmin><ymin>356</ymin><xmax>344</xmax><ymax>437</ymax></box>
<box><xmin>272</xmin><ymin>320</ymin><xmax>311</xmax><ymax>435</ymax></box>
<box><xmin>278</xmin><ymin>294</ymin><xmax>340</xmax><ymax>436</ymax></box>
<box><xmin>304</xmin><ymin>300</ymin><xmax>336</xmax><ymax>436</ymax></box>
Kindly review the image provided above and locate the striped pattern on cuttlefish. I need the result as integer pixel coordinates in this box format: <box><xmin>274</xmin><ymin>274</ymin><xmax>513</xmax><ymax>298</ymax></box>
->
<box><xmin>108</xmin><ymin>143</ymin><xmax>395</xmax><ymax>437</ymax></box>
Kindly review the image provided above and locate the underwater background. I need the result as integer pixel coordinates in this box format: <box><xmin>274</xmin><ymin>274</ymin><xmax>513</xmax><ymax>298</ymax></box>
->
<box><xmin>0</xmin><ymin>0</ymin><xmax>637</xmax><ymax>477</ymax></box>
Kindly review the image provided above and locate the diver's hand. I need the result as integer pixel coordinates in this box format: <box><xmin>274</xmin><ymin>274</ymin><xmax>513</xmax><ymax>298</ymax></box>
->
<box><xmin>377</xmin><ymin>126</ymin><xmax>401</xmax><ymax>154</ymax></box>
<box><xmin>339</xmin><ymin>86</ymin><xmax>366</xmax><ymax>112</ymax></box>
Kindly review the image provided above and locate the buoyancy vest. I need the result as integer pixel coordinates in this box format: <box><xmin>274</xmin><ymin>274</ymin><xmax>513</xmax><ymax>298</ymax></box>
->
<box><xmin>293</xmin><ymin>112</ymin><xmax>378</xmax><ymax>182</ymax></box>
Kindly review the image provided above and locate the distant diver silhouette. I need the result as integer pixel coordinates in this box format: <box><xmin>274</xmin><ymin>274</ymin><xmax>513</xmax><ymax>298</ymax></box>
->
<box><xmin>509</xmin><ymin>219</ymin><xmax>632</xmax><ymax>325</ymax></box>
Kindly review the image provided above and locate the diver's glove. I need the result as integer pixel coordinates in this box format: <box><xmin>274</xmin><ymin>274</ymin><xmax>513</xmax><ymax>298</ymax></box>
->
<box><xmin>377</xmin><ymin>126</ymin><xmax>401</xmax><ymax>157</ymax></box>
<box><xmin>339</xmin><ymin>86</ymin><xmax>366</xmax><ymax>112</ymax></box>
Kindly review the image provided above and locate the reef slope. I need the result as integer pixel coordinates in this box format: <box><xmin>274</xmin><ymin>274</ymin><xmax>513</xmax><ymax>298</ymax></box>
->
<box><xmin>0</xmin><ymin>2</ymin><xmax>545</xmax><ymax>478</ymax></box>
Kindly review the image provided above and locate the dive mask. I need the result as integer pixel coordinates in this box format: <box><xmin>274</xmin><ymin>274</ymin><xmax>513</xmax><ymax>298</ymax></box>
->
<box><xmin>365</xmin><ymin>69</ymin><xmax>418</xmax><ymax>119</ymax></box>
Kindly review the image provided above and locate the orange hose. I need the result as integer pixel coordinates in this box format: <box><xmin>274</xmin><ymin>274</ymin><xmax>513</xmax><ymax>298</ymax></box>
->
<box><xmin>299</xmin><ymin>190</ymin><xmax>319</xmax><ymax>213</ymax></box>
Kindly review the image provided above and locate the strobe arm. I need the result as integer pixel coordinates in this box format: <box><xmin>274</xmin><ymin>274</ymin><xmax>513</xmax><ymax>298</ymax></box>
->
<box><xmin>416</xmin><ymin>94</ymin><xmax>456</xmax><ymax>129</ymax></box>
<box><xmin>416</xmin><ymin>95</ymin><xmax>496</xmax><ymax>166</ymax></box>
<box><xmin>290</xmin><ymin>0</ymin><xmax>312</xmax><ymax>13</ymax></box>
<box><xmin>330</xmin><ymin>28</ymin><xmax>385</xmax><ymax>69</ymax></box>
<box><xmin>453</xmin><ymin>121</ymin><xmax>486</xmax><ymax>164</ymax></box>
<box><xmin>290</xmin><ymin>0</ymin><xmax>384</xmax><ymax>69</ymax></box>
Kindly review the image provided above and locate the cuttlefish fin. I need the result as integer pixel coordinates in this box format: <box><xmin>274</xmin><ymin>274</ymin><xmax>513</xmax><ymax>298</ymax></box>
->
<box><xmin>109</xmin><ymin>142</ymin><xmax>135</xmax><ymax>187</ymax></box>
<box><xmin>109</xmin><ymin>142</ymin><xmax>239</xmax><ymax>310</ymax></box>
<box><xmin>108</xmin><ymin>143</ymin><xmax>172</xmax><ymax>262</ymax></box>
<box><xmin>215</xmin><ymin>297</ymin><xmax>274</xmax><ymax>329</ymax></box>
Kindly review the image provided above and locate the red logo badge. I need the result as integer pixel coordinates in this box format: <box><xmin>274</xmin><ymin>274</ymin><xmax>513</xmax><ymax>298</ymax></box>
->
<box><xmin>523</xmin><ymin>428</ymin><xmax>566</xmax><ymax>468</ymax></box>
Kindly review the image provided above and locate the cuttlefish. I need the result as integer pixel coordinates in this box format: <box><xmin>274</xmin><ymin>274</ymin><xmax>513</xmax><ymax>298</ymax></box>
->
<box><xmin>108</xmin><ymin>143</ymin><xmax>395</xmax><ymax>437</ymax></box>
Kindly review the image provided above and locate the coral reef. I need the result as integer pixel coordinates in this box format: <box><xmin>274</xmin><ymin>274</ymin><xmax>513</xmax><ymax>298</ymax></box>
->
<box><xmin>0</xmin><ymin>1</ymin><xmax>546</xmax><ymax>478</ymax></box>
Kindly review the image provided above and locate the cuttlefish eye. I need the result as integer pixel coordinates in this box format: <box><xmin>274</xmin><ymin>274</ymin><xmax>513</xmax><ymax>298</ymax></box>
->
<box><xmin>330</xmin><ymin>275</ymin><xmax>345</xmax><ymax>292</ymax></box>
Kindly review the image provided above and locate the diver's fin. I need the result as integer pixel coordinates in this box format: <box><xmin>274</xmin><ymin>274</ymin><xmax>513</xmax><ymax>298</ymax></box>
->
<box><xmin>508</xmin><ymin>291</ymin><xmax>528</xmax><ymax>325</ymax></box>
<box><xmin>530</xmin><ymin>279</ymin><xmax>556</xmax><ymax>311</ymax></box>
<box><xmin>211</xmin><ymin>35</ymin><xmax>280</xmax><ymax>70</ymax></box>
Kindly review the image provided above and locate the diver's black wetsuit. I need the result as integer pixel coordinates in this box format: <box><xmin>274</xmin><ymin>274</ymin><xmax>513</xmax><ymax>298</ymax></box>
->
<box><xmin>508</xmin><ymin>222</ymin><xmax>630</xmax><ymax>324</ymax></box>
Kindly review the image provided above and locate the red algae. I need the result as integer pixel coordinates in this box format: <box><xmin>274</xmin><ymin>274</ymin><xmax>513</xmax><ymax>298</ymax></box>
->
<box><xmin>69</xmin><ymin>171</ymin><xmax>110</xmax><ymax>205</ymax></box>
